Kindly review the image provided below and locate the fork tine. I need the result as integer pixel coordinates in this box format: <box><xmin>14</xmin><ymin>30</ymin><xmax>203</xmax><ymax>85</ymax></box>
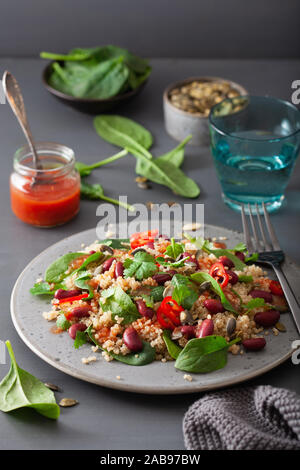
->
<box><xmin>255</xmin><ymin>203</ymin><xmax>271</xmax><ymax>251</ymax></box>
<box><xmin>248</xmin><ymin>204</ymin><xmax>260</xmax><ymax>251</ymax></box>
<box><xmin>262</xmin><ymin>203</ymin><xmax>281</xmax><ymax>250</ymax></box>
<box><xmin>241</xmin><ymin>204</ymin><xmax>254</xmax><ymax>253</ymax></box>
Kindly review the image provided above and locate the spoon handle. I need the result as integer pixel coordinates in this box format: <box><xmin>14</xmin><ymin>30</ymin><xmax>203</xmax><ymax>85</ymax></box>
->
<box><xmin>3</xmin><ymin>71</ymin><xmax>41</xmax><ymax>170</ymax></box>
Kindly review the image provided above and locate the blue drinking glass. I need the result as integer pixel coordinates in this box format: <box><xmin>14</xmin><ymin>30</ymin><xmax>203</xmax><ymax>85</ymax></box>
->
<box><xmin>209</xmin><ymin>95</ymin><xmax>300</xmax><ymax>213</ymax></box>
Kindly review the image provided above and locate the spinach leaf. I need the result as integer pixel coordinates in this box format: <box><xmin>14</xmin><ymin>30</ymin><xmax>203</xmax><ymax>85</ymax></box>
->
<box><xmin>98</xmin><ymin>239</ymin><xmax>130</xmax><ymax>249</ymax></box>
<box><xmin>162</xmin><ymin>330</ymin><xmax>182</xmax><ymax>360</ymax></box>
<box><xmin>233</xmin><ymin>242</ymin><xmax>247</xmax><ymax>252</ymax></box>
<box><xmin>134</xmin><ymin>153</ymin><xmax>200</xmax><ymax>198</ymax></box>
<box><xmin>0</xmin><ymin>341</ymin><xmax>60</xmax><ymax>419</ymax></box>
<box><xmin>150</xmin><ymin>286</ymin><xmax>164</xmax><ymax>302</ymax></box>
<box><xmin>100</xmin><ymin>286</ymin><xmax>140</xmax><ymax>324</ymax></box>
<box><xmin>56</xmin><ymin>314</ymin><xmax>71</xmax><ymax>331</ymax></box>
<box><xmin>165</xmin><ymin>238</ymin><xmax>184</xmax><ymax>258</ymax></box>
<box><xmin>191</xmin><ymin>272</ymin><xmax>237</xmax><ymax>314</ymax></box>
<box><xmin>75</xmin><ymin>149</ymin><xmax>128</xmax><ymax>176</ymax></box>
<box><xmin>175</xmin><ymin>336</ymin><xmax>240</xmax><ymax>373</ymax></box>
<box><xmin>87</xmin><ymin>326</ymin><xmax>155</xmax><ymax>366</ymax></box>
<box><xmin>94</xmin><ymin>115</ymin><xmax>153</xmax><ymax>159</ymax></box>
<box><xmin>80</xmin><ymin>181</ymin><xmax>135</xmax><ymax>211</ymax></box>
<box><xmin>74</xmin><ymin>330</ymin><xmax>88</xmax><ymax>349</ymax></box>
<box><xmin>73</xmin><ymin>252</ymin><xmax>103</xmax><ymax>273</ymax></box>
<box><xmin>30</xmin><ymin>282</ymin><xmax>56</xmax><ymax>296</ymax></box>
<box><xmin>155</xmin><ymin>256</ymin><xmax>188</xmax><ymax>268</ymax></box>
<box><xmin>74</xmin><ymin>271</ymin><xmax>94</xmax><ymax>300</ymax></box>
<box><xmin>149</xmin><ymin>135</ymin><xmax>192</xmax><ymax>168</ymax></box>
<box><xmin>171</xmin><ymin>274</ymin><xmax>198</xmax><ymax>310</ymax></box>
<box><xmin>123</xmin><ymin>251</ymin><xmax>157</xmax><ymax>280</ymax></box>
<box><xmin>45</xmin><ymin>252</ymin><xmax>84</xmax><ymax>283</ymax></box>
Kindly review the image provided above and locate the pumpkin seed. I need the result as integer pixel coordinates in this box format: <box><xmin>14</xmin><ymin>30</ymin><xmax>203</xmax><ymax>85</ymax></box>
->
<box><xmin>137</xmin><ymin>181</ymin><xmax>151</xmax><ymax>190</ymax></box>
<box><xmin>163</xmin><ymin>285</ymin><xmax>174</xmax><ymax>298</ymax></box>
<box><xmin>135</xmin><ymin>176</ymin><xmax>148</xmax><ymax>183</ymax></box>
<box><xmin>171</xmin><ymin>328</ymin><xmax>183</xmax><ymax>340</ymax></box>
<box><xmin>226</xmin><ymin>317</ymin><xmax>236</xmax><ymax>337</ymax></box>
<box><xmin>59</xmin><ymin>398</ymin><xmax>78</xmax><ymax>407</ymax></box>
<box><xmin>99</xmin><ymin>244</ymin><xmax>114</xmax><ymax>255</ymax></box>
<box><xmin>44</xmin><ymin>382</ymin><xmax>61</xmax><ymax>392</ymax></box>
<box><xmin>131</xmin><ymin>247</ymin><xmax>147</xmax><ymax>255</ymax></box>
<box><xmin>199</xmin><ymin>281</ymin><xmax>211</xmax><ymax>293</ymax></box>
<box><xmin>275</xmin><ymin>321</ymin><xmax>286</xmax><ymax>332</ymax></box>
<box><xmin>180</xmin><ymin>309</ymin><xmax>194</xmax><ymax>325</ymax></box>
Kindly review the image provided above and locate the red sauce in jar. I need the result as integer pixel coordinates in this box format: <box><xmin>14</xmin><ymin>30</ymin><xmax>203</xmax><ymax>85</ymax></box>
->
<box><xmin>10</xmin><ymin>144</ymin><xmax>80</xmax><ymax>227</ymax></box>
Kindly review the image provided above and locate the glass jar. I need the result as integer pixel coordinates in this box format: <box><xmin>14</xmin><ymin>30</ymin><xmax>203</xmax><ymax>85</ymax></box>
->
<box><xmin>10</xmin><ymin>142</ymin><xmax>80</xmax><ymax>227</ymax></box>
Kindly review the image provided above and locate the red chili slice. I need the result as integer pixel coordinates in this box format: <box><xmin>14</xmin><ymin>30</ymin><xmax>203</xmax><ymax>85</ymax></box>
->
<box><xmin>130</xmin><ymin>230</ymin><xmax>158</xmax><ymax>249</ymax></box>
<box><xmin>209</xmin><ymin>262</ymin><xmax>229</xmax><ymax>288</ymax></box>
<box><xmin>58</xmin><ymin>293</ymin><xmax>89</xmax><ymax>304</ymax></box>
<box><xmin>269</xmin><ymin>280</ymin><xmax>284</xmax><ymax>296</ymax></box>
<box><xmin>156</xmin><ymin>296</ymin><xmax>183</xmax><ymax>330</ymax></box>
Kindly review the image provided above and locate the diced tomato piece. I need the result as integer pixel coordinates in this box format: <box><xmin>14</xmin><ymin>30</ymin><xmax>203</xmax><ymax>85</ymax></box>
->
<box><xmin>130</xmin><ymin>230</ymin><xmax>158</xmax><ymax>249</ymax></box>
<box><xmin>269</xmin><ymin>280</ymin><xmax>284</xmax><ymax>296</ymax></box>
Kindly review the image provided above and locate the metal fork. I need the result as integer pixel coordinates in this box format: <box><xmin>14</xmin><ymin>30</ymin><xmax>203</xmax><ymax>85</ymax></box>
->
<box><xmin>241</xmin><ymin>202</ymin><xmax>300</xmax><ymax>334</ymax></box>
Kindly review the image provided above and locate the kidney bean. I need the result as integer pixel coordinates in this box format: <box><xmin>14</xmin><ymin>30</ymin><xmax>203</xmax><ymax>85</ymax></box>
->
<box><xmin>242</xmin><ymin>337</ymin><xmax>266</xmax><ymax>351</ymax></box>
<box><xmin>123</xmin><ymin>327</ymin><xmax>143</xmax><ymax>352</ymax></box>
<box><xmin>249</xmin><ymin>289</ymin><xmax>273</xmax><ymax>303</ymax></box>
<box><xmin>181</xmin><ymin>325</ymin><xmax>196</xmax><ymax>339</ymax></box>
<box><xmin>203</xmin><ymin>299</ymin><xmax>225</xmax><ymax>314</ymax></box>
<box><xmin>114</xmin><ymin>261</ymin><xmax>124</xmax><ymax>278</ymax></box>
<box><xmin>135</xmin><ymin>299</ymin><xmax>154</xmax><ymax>319</ymax></box>
<box><xmin>218</xmin><ymin>256</ymin><xmax>234</xmax><ymax>269</ymax></box>
<box><xmin>234</xmin><ymin>251</ymin><xmax>245</xmax><ymax>262</ymax></box>
<box><xmin>166</xmin><ymin>270</ymin><xmax>177</xmax><ymax>277</ymax></box>
<box><xmin>158</xmin><ymin>234</ymin><xmax>170</xmax><ymax>241</ymax></box>
<box><xmin>89</xmin><ymin>250</ymin><xmax>96</xmax><ymax>254</ymax></box>
<box><xmin>197</xmin><ymin>319</ymin><xmax>214</xmax><ymax>338</ymax></box>
<box><xmin>152</xmin><ymin>273</ymin><xmax>172</xmax><ymax>285</ymax></box>
<box><xmin>254</xmin><ymin>309</ymin><xmax>280</xmax><ymax>327</ymax></box>
<box><xmin>227</xmin><ymin>270</ymin><xmax>239</xmax><ymax>285</ymax></box>
<box><xmin>54</xmin><ymin>288</ymin><xmax>82</xmax><ymax>300</ymax></box>
<box><xmin>71</xmin><ymin>305</ymin><xmax>91</xmax><ymax>319</ymax></box>
<box><xmin>68</xmin><ymin>323</ymin><xmax>86</xmax><ymax>340</ymax></box>
<box><xmin>102</xmin><ymin>257</ymin><xmax>116</xmax><ymax>272</ymax></box>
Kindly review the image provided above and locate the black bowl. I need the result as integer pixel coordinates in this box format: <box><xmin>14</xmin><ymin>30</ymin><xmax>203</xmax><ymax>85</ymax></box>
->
<box><xmin>42</xmin><ymin>62</ymin><xmax>148</xmax><ymax>114</ymax></box>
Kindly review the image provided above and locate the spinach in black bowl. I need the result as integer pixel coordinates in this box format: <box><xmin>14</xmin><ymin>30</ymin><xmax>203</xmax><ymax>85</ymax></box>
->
<box><xmin>41</xmin><ymin>45</ymin><xmax>151</xmax><ymax>113</ymax></box>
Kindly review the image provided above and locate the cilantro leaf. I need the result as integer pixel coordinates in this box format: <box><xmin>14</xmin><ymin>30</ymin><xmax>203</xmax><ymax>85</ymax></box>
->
<box><xmin>164</xmin><ymin>238</ymin><xmax>184</xmax><ymax>259</ymax></box>
<box><xmin>233</xmin><ymin>242</ymin><xmax>247</xmax><ymax>252</ymax></box>
<box><xmin>56</xmin><ymin>314</ymin><xmax>71</xmax><ymax>331</ymax></box>
<box><xmin>74</xmin><ymin>329</ymin><xmax>88</xmax><ymax>349</ymax></box>
<box><xmin>100</xmin><ymin>286</ymin><xmax>140</xmax><ymax>324</ymax></box>
<box><xmin>123</xmin><ymin>251</ymin><xmax>157</xmax><ymax>280</ymax></box>
<box><xmin>74</xmin><ymin>271</ymin><xmax>94</xmax><ymax>299</ymax></box>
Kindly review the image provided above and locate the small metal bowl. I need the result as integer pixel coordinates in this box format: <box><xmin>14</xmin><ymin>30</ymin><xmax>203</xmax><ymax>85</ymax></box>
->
<box><xmin>42</xmin><ymin>62</ymin><xmax>148</xmax><ymax>114</ymax></box>
<box><xmin>163</xmin><ymin>76</ymin><xmax>248</xmax><ymax>146</ymax></box>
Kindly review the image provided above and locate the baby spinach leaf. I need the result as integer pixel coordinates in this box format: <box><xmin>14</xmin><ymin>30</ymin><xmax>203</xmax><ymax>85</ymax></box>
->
<box><xmin>155</xmin><ymin>135</ymin><xmax>192</xmax><ymax>168</ymax></box>
<box><xmin>87</xmin><ymin>326</ymin><xmax>155</xmax><ymax>366</ymax></box>
<box><xmin>123</xmin><ymin>251</ymin><xmax>157</xmax><ymax>280</ymax></box>
<box><xmin>0</xmin><ymin>341</ymin><xmax>60</xmax><ymax>419</ymax></box>
<box><xmin>191</xmin><ymin>272</ymin><xmax>237</xmax><ymax>314</ymax></box>
<box><xmin>134</xmin><ymin>154</ymin><xmax>200</xmax><ymax>198</ymax></box>
<box><xmin>163</xmin><ymin>330</ymin><xmax>182</xmax><ymax>360</ymax></box>
<box><xmin>74</xmin><ymin>252</ymin><xmax>103</xmax><ymax>273</ymax></box>
<box><xmin>165</xmin><ymin>238</ymin><xmax>184</xmax><ymax>258</ymax></box>
<box><xmin>75</xmin><ymin>149</ymin><xmax>128</xmax><ymax>176</ymax></box>
<box><xmin>155</xmin><ymin>257</ymin><xmax>188</xmax><ymax>268</ymax></box>
<box><xmin>94</xmin><ymin>115</ymin><xmax>153</xmax><ymax>159</ymax></box>
<box><xmin>150</xmin><ymin>286</ymin><xmax>164</xmax><ymax>302</ymax></box>
<box><xmin>45</xmin><ymin>253</ymin><xmax>84</xmax><ymax>283</ymax></box>
<box><xmin>30</xmin><ymin>282</ymin><xmax>55</xmax><ymax>296</ymax></box>
<box><xmin>175</xmin><ymin>336</ymin><xmax>240</xmax><ymax>373</ymax></box>
<box><xmin>80</xmin><ymin>181</ymin><xmax>135</xmax><ymax>211</ymax></box>
<box><xmin>56</xmin><ymin>314</ymin><xmax>71</xmax><ymax>331</ymax></box>
<box><xmin>100</xmin><ymin>286</ymin><xmax>140</xmax><ymax>324</ymax></box>
<box><xmin>171</xmin><ymin>274</ymin><xmax>198</xmax><ymax>310</ymax></box>
<box><xmin>74</xmin><ymin>330</ymin><xmax>88</xmax><ymax>349</ymax></box>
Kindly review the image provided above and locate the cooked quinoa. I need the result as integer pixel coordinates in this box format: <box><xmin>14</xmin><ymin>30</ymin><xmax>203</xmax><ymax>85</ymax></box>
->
<box><xmin>34</xmin><ymin>232</ymin><xmax>288</xmax><ymax>373</ymax></box>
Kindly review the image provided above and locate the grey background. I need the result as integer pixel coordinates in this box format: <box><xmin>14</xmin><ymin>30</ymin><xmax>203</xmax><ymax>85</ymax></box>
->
<box><xmin>0</xmin><ymin>0</ymin><xmax>300</xmax><ymax>58</ymax></box>
<box><xmin>0</xmin><ymin>57</ymin><xmax>299</xmax><ymax>449</ymax></box>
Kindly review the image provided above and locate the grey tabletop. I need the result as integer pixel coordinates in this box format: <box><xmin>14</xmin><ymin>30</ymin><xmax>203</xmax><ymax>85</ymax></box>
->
<box><xmin>0</xmin><ymin>58</ymin><xmax>300</xmax><ymax>450</ymax></box>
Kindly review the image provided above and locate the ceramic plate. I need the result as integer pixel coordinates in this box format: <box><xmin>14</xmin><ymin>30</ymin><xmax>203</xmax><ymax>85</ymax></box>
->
<box><xmin>10</xmin><ymin>224</ymin><xmax>300</xmax><ymax>394</ymax></box>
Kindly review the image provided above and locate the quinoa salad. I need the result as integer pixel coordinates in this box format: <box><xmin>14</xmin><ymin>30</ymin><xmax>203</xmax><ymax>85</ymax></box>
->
<box><xmin>30</xmin><ymin>230</ymin><xmax>289</xmax><ymax>374</ymax></box>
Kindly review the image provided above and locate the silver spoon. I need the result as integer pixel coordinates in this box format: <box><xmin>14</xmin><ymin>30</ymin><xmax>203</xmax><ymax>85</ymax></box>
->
<box><xmin>3</xmin><ymin>70</ymin><xmax>42</xmax><ymax>173</ymax></box>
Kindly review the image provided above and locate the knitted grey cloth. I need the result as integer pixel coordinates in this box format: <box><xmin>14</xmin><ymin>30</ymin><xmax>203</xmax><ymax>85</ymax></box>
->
<box><xmin>183</xmin><ymin>386</ymin><xmax>300</xmax><ymax>450</ymax></box>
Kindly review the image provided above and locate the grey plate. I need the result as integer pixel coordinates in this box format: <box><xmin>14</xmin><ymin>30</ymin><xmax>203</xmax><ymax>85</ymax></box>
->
<box><xmin>10</xmin><ymin>224</ymin><xmax>300</xmax><ymax>394</ymax></box>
